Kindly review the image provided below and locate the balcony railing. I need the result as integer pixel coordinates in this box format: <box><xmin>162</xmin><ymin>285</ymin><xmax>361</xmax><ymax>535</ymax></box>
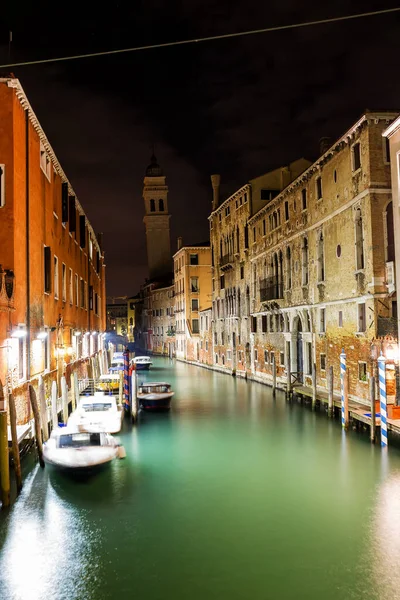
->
<box><xmin>260</xmin><ymin>277</ymin><xmax>284</xmax><ymax>301</ymax></box>
<box><xmin>220</xmin><ymin>254</ymin><xmax>234</xmax><ymax>271</ymax></box>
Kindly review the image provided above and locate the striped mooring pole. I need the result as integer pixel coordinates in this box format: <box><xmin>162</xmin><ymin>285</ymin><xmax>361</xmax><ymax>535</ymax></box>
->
<box><xmin>378</xmin><ymin>354</ymin><xmax>388</xmax><ymax>447</ymax></box>
<box><xmin>340</xmin><ymin>349</ymin><xmax>347</xmax><ymax>428</ymax></box>
<box><xmin>123</xmin><ymin>348</ymin><xmax>130</xmax><ymax>412</ymax></box>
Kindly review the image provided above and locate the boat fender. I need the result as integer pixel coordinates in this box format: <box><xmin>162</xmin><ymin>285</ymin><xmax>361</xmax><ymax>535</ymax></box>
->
<box><xmin>117</xmin><ymin>446</ymin><xmax>126</xmax><ymax>459</ymax></box>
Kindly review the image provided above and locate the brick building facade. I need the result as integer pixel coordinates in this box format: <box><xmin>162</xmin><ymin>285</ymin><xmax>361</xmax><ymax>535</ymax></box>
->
<box><xmin>0</xmin><ymin>77</ymin><xmax>106</xmax><ymax>422</ymax></box>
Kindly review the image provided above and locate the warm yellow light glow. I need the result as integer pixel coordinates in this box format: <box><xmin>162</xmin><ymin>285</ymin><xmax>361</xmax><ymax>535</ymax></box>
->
<box><xmin>386</xmin><ymin>344</ymin><xmax>398</xmax><ymax>361</ymax></box>
<box><xmin>67</xmin><ymin>346</ymin><xmax>74</xmax><ymax>356</ymax></box>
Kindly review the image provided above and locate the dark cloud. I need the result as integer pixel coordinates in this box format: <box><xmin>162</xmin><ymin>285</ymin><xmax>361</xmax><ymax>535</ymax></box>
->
<box><xmin>1</xmin><ymin>0</ymin><xmax>400</xmax><ymax>294</ymax></box>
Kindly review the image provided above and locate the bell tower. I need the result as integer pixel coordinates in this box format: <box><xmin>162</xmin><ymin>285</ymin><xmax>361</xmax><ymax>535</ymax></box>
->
<box><xmin>142</xmin><ymin>154</ymin><xmax>171</xmax><ymax>279</ymax></box>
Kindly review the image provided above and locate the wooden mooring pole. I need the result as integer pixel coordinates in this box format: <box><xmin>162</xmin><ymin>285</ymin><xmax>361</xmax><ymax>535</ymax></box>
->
<box><xmin>370</xmin><ymin>375</ymin><xmax>376</xmax><ymax>444</ymax></box>
<box><xmin>272</xmin><ymin>354</ymin><xmax>277</xmax><ymax>397</ymax></box>
<box><xmin>8</xmin><ymin>392</ymin><xmax>22</xmax><ymax>493</ymax></box>
<box><xmin>285</xmin><ymin>349</ymin><xmax>292</xmax><ymax>398</ymax></box>
<box><xmin>29</xmin><ymin>384</ymin><xmax>44</xmax><ymax>468</ymax></box>
<box><xmin>0</xmin><ymin>381</ymin><xmax>10</xmax><ymax>508</ymax></box>
<box><xmin>38</xmin><ymin>375</ymin><xmax>48</xmax><ymax>442</ymax></box>
<box><xmin>51</xmin><ymin>381</ymin><xmax>58</xmax><ymax>430</ymax></box>
<box><xmin>61</xmin><ymin>376</ymin><xmax>68</xmax><ymax>425</ymax></box>
<box><xmin>328</xmin><ymin>366</ymin><xmax>334</xmax><ymax>418</ymax></box>
<box><xmin>312</xmin><ymin>362</ymin><xmax>317</xmax><ymax>411</ymax></box>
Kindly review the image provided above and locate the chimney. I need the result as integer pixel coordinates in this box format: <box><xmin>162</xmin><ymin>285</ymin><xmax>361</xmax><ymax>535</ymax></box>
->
<box><xmin>177</xmin><ymin>236</ymin><xmax>183</xmax><ymax>250</ymax></box>
<box><xmin>210</xmin><ymin>174</ymin><xmax>221</xmax><ymax>211</ymax></box>
<box><xmin>319</xmin><ymin>137</ymin><xmax>331</xmax><ymax>156</ymax></box>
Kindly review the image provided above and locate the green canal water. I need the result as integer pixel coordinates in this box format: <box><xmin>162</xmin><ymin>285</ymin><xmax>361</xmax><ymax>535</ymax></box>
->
<box><xmin>1</xmin><ymin>357</ymin><xmax>400</xmax><ymax>600</ymax></box>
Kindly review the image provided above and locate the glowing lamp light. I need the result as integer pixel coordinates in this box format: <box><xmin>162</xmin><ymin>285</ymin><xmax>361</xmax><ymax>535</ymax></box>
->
<box><xmin>85</xmin><ymin>331</ymin><xmax>90</xmax><ymax>336</ymax></box>
<box><xmin>67</xmin><ymin>346</ymin><xmax>74</xmax><ymax>356</ymax></box>
<box><xmin>73</xmin><ymin>330</ymin><xmax>82</xmax><ymax>337</ymax></box>
<box><xmin>11</xmin><ymin>326</ymin><xmax>27</xmax><ymax>338</ymax></box>
<box><xmin>56</xmin><ymin>347</ymin><xmax>65</xmax><ymax>358</ymax></box>
<box><xmin>36</xmin><ymin>330</ymin><xmax>48</xmax><ymax>340</ymax></box>
<box><xmin>91</xmin><ymin>331</ymin><xmax>98</xmax><ymax>336</ymax></box>
<box><xmin>386</xmin><ymin>344</ymin><xmax>397</xmax><ymax>361</ymax></box>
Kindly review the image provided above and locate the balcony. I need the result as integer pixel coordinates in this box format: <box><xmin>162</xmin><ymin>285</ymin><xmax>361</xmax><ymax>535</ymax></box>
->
<box><xmin>260</xmin><ymin>277</ymin><xmax>284</xmax><ymax>302</ymax></box>
<box><xmin>220</xmin><ymin>254</ymin><xmax>235</xmax><ymax>271</ymax></box>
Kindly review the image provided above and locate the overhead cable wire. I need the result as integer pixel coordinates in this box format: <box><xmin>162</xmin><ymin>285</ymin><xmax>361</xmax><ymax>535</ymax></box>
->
<box><xmin>0</xmin><ymin>7</ymin><xmax>399</xmax><ymax>69</ymax></box>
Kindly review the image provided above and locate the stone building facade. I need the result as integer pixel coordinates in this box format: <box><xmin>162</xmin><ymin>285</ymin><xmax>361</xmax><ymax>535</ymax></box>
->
<box><xmin>209</xmin><ymin>112</ymin><xmax>398</xmax><ymax>405</ymax></box>
<box><xmin>199</xmin><ymin>308</ymin><xmax>213</xmax><ymax>366</ymax></box>
<box><xmin>173</xmin><ymin>242</ymin><xmax>212</xmax><ymax>361</ymax></box>
<box><xmin>151</xmin><ymin>284</ymin><xmax>175</xmax><ymax>357</ymax></box>
<box><xmin>0</xmin><ymin>77</ymin><xmax>107</xmax><ymax>422</ymax></box>
<box><xmin>209</xmin><ymin>160</ymin><xmax>311</xmax><ymax>376</ymax></box>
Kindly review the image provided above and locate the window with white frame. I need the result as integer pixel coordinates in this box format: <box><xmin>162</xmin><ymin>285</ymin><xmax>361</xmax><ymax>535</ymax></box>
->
<box><xmin>0</xmin><ymin>164</ymin><xmax>5</xmax><ymax>207</ymax></box>
<box><xmin>192</xmin><ymin>298</ymin><xmax>199</xmax><ymax>311</ymax></box>
<box><xmin>80</xmin><ymin>278</ymin><xmax>84</xmax><ymax>308</ymax></box>
<box><xmin>54</xmin><ymin>256</ymin><xmax>59</xmax><ymax>298</ymax></box>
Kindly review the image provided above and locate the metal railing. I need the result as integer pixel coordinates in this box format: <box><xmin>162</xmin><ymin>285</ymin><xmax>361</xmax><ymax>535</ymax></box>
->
<box><xmin>260</xmin><ymin>277</ymin><xmax>284</xmax><ymax>301</ymax></box>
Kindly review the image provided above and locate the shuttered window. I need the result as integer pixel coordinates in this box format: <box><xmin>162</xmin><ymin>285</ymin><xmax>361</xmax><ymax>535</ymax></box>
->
<box><xmin>61</xmin><ymin>182</ymin><xmax>69</xmax><ymax>223</ymax></box>
<box><xmin>44</xmin><ymin>246</ymin><xmax>51</xmax><ymax>293</ymax></box>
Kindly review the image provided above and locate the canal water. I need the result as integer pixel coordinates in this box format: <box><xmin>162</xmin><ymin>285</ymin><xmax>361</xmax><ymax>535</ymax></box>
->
<box><xmin>1</xmin><ymin>357</ymin><xmax>400</xmax><ymax>600</ymax></box>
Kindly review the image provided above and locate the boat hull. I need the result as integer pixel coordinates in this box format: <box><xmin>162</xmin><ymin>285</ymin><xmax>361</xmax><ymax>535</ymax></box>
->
<box><xmin>135</xmin><ymin>364</ymin><xmax>151</xmax><ymax>371</ymax></box>
<box><xmin>43</xmin><ymin>446</ymin><xmax>119</xmax><ymax>472</ymax></box>
<box><xmin>139</xmin><ymin>392</ymin><xmax>174</xmax><ymax>411</ymax></box>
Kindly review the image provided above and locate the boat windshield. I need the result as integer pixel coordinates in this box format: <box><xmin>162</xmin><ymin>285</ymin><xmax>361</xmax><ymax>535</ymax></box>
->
<box><xmin>140</xmin><ymin>385</ymin><xmax>170</xmax><ymax>393</ymax></box>
<box><xmin>81</xmin><ymin>403</ymin><xmax>113</xmax><ymax>412</ymax></box>
<box><xmin>59</xmin><ymin>432</ymin><xmax>101</xmax><ymax>448</ymax></box>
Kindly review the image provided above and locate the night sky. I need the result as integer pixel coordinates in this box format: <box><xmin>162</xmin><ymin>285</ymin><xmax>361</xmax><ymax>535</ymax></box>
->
<box><xmin>1</xmin><ymin>1</ymin><xmax>400</xmax><ymax>295</ymax></box>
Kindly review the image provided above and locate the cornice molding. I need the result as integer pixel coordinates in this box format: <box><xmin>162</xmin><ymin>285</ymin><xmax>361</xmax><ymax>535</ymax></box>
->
<box><xmin>3</xmin><ymin>78</ymin><xmax>102</xmax><ymax>255</ymax></box>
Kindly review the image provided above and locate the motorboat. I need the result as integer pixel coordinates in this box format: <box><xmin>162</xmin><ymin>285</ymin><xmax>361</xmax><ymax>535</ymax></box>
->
<box><xmin>68</xmin><ymin>393</ymin><xmax>124</xmax><ymax>434</ymax></box>
<box><xmin>43</xmin><ymin>425</ymin><xmax>125</xmax><ymax>472</ymax></box>
<box><xmin>95</xmin><ymin>373</ymin><xmax>120</xmax><ymax>393</ymax></box>
<box><xmin>109</xmin><ymin>358</ymin><xmax>125</xmax><ymax>374</ymax></box>
<box><xmin>112</xmin><ymin>352</ymin><xmax>124</xmax><ymax>361</ymax></box>
<box><xmin>137</xmin><ymin>381</ymin><xmax>174</xmax><ymax>410</ymax></box>
<box><xmin>133</xmin><ymin>356</ymin><xmax>152</xmax><ymax>370</ymax></box>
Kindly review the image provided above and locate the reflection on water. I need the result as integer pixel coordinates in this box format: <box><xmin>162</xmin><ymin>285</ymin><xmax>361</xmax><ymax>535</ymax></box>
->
<box><xmin>1</xmin><ymin>357</ymin><xmax>400</xmax><ymax>600</ymax></box>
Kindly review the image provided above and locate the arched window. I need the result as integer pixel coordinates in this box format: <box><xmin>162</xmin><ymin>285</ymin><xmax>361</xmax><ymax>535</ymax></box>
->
<box><xmin>302</xmin><ymin>238</ymin><xmax>309</xmax><ymax>285</ymax></box>
<box><xmin>159</xmin><ymin>199</ymin><xmax>164</xmax><ymax>211</ymax></box>
<box><xmin>246</xmin><ymin>286</ymin><xmax>250</xmax><ymax>316</ymax></box>
<box><xmin>355</xmin><ymin>208</ymin><xmax>364</xmax><ymax>270</ymax></box>
<box><xmin>286</xmin><ymin>246</ymin><xmax>292</xmax><ymax>289</ymax></box>
<box><xmin>317</xmin><ymin>231</ymin><xmax>325</xmax><ymax>282</ymax></box>
<box><xmin>386</xmin><ymin>201</ymin><xmax>395</xmax><ymax>262</ymax></box>
<box><xmin>236</xmin><ymin>226</ymin><xmax>240</xmax><ymax>254</ymax></box>
<box><xmin>150</xmin><ymin>199</ymin><xmax>155</xmax><ymax>212</ymax></box>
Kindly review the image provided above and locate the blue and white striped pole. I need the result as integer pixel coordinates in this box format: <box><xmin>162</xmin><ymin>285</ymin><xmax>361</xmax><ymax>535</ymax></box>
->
<box><xmin>378</xmin><ymin>354</ymin><xmax>388</xmax><ymax>447</ymax></box>
<box><xmin>340</xmin><ymin>349</ymin><xmax>347</xmax><ymax>429</ymax></box>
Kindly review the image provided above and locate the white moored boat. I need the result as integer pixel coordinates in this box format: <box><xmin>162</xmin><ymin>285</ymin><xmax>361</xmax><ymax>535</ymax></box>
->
<box><xmin>95</xmin><ymin>373</ymin><xmax>120</xmax><ymax>393</ymax></box>
<box><xmin>68</xmin><ymin>393</ymin><xmax>124</xmax><ymax>434</ymax></box>
<box><xmin>133</xmin><ymin>356</ymin><xmax>152</xmax><ymax>370</ymax></box>
<box><xmin>137</xmin><ymin>381</ymin><xmax>174</xmax><ymax>410</ymax></box>
<box><xmin>43</xmin><ymin>426</ymin><xmax>125</xmax><ymax>472</ymax></box>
